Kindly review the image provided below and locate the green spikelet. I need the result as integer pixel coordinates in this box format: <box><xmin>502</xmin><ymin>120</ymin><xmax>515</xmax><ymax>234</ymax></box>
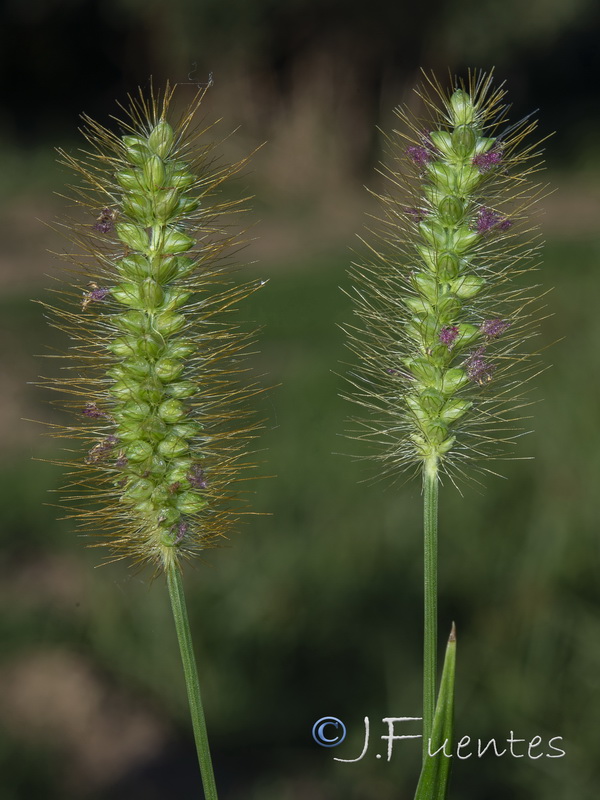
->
<box><xmin>346</xmin><ymin>71</ymin><xmax>547</xmax><ymax>482</ymax></box>
<box><xmin>40</xmin><ymin>83</ymin><xmax>262</xmax><ymax>573</ymax></box>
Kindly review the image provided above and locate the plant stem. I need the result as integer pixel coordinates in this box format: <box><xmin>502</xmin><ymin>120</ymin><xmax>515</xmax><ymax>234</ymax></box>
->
<box><xmin>166</xmin><ymin>560</ymin><xmax>219</xmax><ymax>800</ymax></box>
<box><xmin>422</xmin><ymin>456</ymin><xmax>439</xmax><ymax>762</ymax></box>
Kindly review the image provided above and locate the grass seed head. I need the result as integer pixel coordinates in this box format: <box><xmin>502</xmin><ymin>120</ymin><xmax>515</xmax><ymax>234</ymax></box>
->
<box><xmin>39</xmin><ymin>82</ymin><xmax>263</xmax><ymax>572</ymax></box>
<box><xmin>346</xmin><ymin>70</ymin><xmax>548</xmax><ymax>484</ymax></box>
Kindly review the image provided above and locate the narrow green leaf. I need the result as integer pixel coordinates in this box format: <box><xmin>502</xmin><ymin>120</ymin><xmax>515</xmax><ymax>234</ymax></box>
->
<box><xmin>414</xmin><ymin>624</ymin><xmax>456</xmax><ymax>800</ymax></box>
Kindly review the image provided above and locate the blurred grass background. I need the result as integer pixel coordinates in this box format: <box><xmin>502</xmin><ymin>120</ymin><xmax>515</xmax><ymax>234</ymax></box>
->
<box><xmin>2</xmin><ymin>1</ymin><xmax>600</xmax><ymax>798</ymax></box>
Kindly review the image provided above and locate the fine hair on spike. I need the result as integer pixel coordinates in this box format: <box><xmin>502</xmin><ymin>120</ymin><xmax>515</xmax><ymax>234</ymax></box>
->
<box><xmin>37</xmin><ymin>82</ymin><xmax>264</xmax><ymax>573</ymax></box>
<box><xmin>344</xmin><ymin>69</ymin><xmax>550</xmax><ymax>486</ymax></box>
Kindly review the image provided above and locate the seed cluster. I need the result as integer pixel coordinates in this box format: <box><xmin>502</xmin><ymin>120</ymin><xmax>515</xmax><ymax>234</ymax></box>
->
<box><xmin>347</xmin><ymin>73</ymin><xmax>545</xmax><ymax>480</ymax></box>
<box><xmin>108</xmin><ymin>120</ymin><xmax>210</xmax><ymax>557</ymax></box>
<box><xmin>41</xmin><ymin>86</ymin><xmax>261</xmax><ymax>569</ymax></box>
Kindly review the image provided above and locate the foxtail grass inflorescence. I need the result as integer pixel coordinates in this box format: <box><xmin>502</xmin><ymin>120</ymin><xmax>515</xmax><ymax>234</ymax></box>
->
<box><xmin>39</xmin><ymin>82</ymin><xmax>263</xmax><ymax>798</ymax></box>
<box><xmin>347</xmin><ymin>72</ymin><xmax>546</xmax><ymax>484</ymax></box>
<box><xmin>345</xmin><ymin>71</ymin><xmax>548</xmax><ymax>778</ymax></box>
<box><xmin>42</xmin><ymin>83</ymin><xmax>262</xmax><ymax>571</ymax></box>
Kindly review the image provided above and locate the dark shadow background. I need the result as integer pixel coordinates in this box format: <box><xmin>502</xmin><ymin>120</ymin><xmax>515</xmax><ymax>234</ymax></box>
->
<box><xmin>1</xmin><ymin>1</ymin><xmax>600</xmax><ymax>798</ymax></box>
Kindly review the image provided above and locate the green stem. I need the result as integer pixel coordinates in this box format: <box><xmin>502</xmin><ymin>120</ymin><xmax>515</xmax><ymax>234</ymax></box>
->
<box><xmin>422</xmin><ymin>456</ymin><xmax>439</xmax><ymax>762</ymax></box>
<box><xmin>166</xmin><ymin>560</ymin><xmax>219</xmax><ymax>800</ymax></box>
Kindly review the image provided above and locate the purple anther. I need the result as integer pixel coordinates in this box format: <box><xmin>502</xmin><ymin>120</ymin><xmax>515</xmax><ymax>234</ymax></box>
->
<box><xmin>439</xmin><ymin>325</ymin><xmax>459</xmax><ymax>349</ymax></box>
<box><xmin>187</xmin><ymin>464</ymin><xmax>207</xmax><ymax>490</ymax></box>
<box><xmin>83</xmin><ymin>402</ymin><xmax>106</xmax><ymax>418</ymax></box>
<box><xmin>407</xmin><ymin>146</ymin><xmax>433</xmax><ymax>168</ymax></box>
<box><xmin>404</xmin><ymin>206</ymin><xmax>428</xmax><ymax>222</ymax></box>
<box><xmin>94</xmin><ymin>208</ymin><xmax>115</xmax><ymax>233</ymax></box>
<box><xmin>472</xmin><ymin>150</ymin><xmax>502</xmax><ymax>173</ymax></box>
<box><xmin>82</xmin><ymin>283</ymin><xmax>110</xmax><ymax>311</ymax></box>
<box><xmin>85</xmin><ymin>435</ymin><xmax>119</xmax><ymax>464</ymax></box>
<box><xmin>114</xmin><ymin>454</ymin><xmax>128</xmax><ymax>468</ymax></box>
<box><xmin>475</xmin><ymin>207</ymin><xmax>499</xmax><ymax>233</ymax></box>
<box><xmin>174</xmin><ymin>521</ymin><xmax>188</xmax><ymax>544</ymax></box>
<box><xmin>480</xmin><ymin>319</ymin><xmax>510</xmax><ymax>339</ymax></box>
<box><xmin>465</xmin><ymin>346</ymin><xmax>495</xmax><ymax>384</ymax></box>
<box><xmin>474</xmin><ymin>207</ymin><xmax>512</xmax><ymax>234</ymax></box>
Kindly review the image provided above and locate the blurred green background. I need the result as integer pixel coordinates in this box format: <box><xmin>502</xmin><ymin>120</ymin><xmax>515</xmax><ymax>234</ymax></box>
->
<box><xmin>2</xmin><ymin>0</ymin><xmax>600</xmax><ymax>798</ymax></box>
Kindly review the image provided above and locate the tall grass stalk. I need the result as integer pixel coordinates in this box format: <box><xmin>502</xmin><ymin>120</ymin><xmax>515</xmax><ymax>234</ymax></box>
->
<box><xmin>38</xmin><ymin>82</ymin><xmax>263</xmax><ymax>797</ymax></box>
<box><xmin>423</xmin><ymin>457</ymin><xmax>439</xmax><ymax>754</ymax></box>
<box><xmin>345</xmin><ymin>70</ymin><xmax>547</xmax><ymax>778</ymax></box>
